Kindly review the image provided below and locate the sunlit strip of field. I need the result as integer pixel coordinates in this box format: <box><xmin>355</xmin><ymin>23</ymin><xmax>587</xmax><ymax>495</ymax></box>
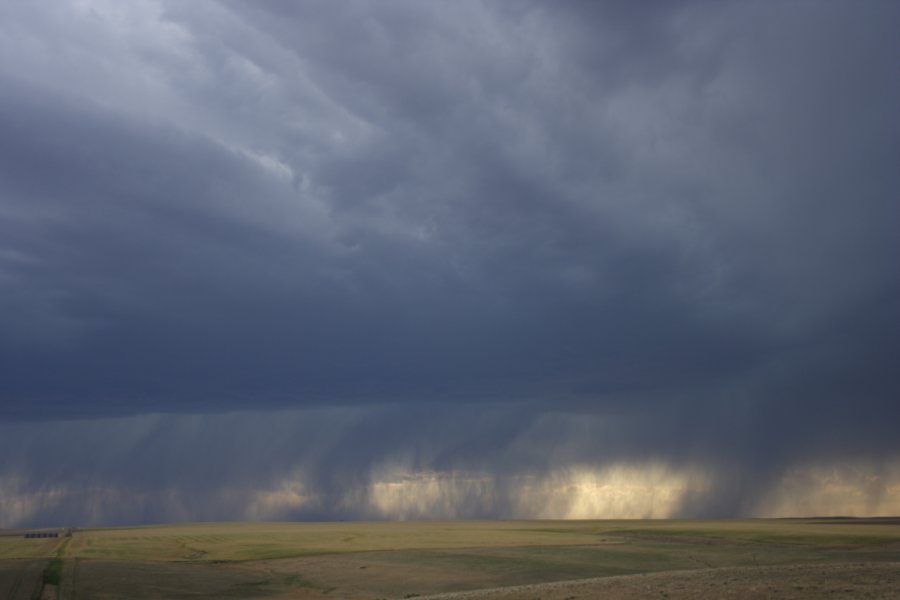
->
<box><xmin>0</xmin><ymin>535</ymin><xmax>61</xmax><ymax>559</ymax></box>
<box><xmin>63</xmin><ymin>520</ymin><xmax>616</xmax><ymax>562</ymax></box>
<box><xmin>3</xmin><ymin>518</ymin><xmax>897</xmax><ymax>562</ymax></box>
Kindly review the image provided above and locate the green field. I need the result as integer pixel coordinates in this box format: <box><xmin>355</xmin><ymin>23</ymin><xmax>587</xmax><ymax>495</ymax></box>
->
<box><xmin>1</xmin><ymin>519</ymin><xmax>899</xmax><ymax>599</ymax></box>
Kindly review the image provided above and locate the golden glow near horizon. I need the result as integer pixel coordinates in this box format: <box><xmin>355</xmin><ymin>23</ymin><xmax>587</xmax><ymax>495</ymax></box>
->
<box><xmin>0</xmin><ymin>476</ymin><xmax>60</xmax><ymax>526</ymax></box>
<box><xmin>528</xmin><ymin>465</ymin><xmax>709</xmax><ymax>519</ymax></box>
<box><xmin>245</xmin><ymin>476</ymin><xmax>317</xmax><ymax>520</ymax></box>
<box><xmin>753</xmin><ymin>462</ymin><xmax>900</xmax><ymax>517</ymax></box>
<box><xmin>367</xmin><ymin>469</ymin><xmax>496</xmax><ymax>519</ymax></box>
<box><xmin>3</xmin><ymin>460</ymin><xmax>900</xmax><ymax>526</ymax></box>
<box><xmin>363</xmin><ymin>461</ymin><xmax>900</xmax><ymax>520</ymax></box>
<box><xmin>364</xmin><ymin>463</ymin><xmax>706</xmax><ymax>520</ymax></box>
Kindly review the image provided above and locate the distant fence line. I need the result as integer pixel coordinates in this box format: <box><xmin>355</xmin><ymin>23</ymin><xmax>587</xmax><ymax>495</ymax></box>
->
<box><xmin>23</xmin><ymin>532</ymin><xmax>59</xmax><ymax>538</ymax></box>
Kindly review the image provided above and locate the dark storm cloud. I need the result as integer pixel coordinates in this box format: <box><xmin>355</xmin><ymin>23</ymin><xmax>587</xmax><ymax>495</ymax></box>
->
<box><xmin>1</xmin><ymin>0</ymin><xmax>898</xmax><ymax>523</ymax></box>
<box><xmin>2</xmin><ymin>399</ymin><xmax>898</xmax><ymax>526</ymax></box>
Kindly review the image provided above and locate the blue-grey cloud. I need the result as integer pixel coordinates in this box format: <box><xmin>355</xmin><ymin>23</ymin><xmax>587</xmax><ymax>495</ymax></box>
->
<box><xmin>0</xmin><ymin>0</ymin><xmax>898</xmax><ymax>524</ymax></box>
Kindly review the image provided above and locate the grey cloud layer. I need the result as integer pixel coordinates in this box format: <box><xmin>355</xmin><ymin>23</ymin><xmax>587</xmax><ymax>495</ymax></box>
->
<box><xmin>0</xmin><ymin>1</ymin><xmax>898</xmax><ymax>522</ymax></box>
<box><xmin>2</xmin><ymin>403</ymin><xmax>899</xmax><ymax>527</ymax></box>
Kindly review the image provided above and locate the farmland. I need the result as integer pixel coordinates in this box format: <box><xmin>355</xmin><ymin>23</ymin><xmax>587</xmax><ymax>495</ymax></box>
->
<box><xmin>1</xmin><ymin>519</ymin><xmax>899</xmax><ymax>599</ymax></box>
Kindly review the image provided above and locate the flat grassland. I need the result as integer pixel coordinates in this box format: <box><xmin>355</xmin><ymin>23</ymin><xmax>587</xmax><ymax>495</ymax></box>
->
<box><xmin>1</xmin><ymin>519</ymin><xmax>899</xmax><ymax>599</ymax></box>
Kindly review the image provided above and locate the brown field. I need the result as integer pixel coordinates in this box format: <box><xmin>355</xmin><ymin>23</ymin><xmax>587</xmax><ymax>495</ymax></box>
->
<box><xmin>1</xmin><ymin>519</ymin><xmax>899</xmax><ymax>599</ymax></box>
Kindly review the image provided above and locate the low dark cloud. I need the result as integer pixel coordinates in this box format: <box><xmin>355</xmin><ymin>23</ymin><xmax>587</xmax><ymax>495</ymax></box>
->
<box><xmin>1</xmin><ymin>0</ymin><xmax>898</xmax><ymax>525</ymax></box>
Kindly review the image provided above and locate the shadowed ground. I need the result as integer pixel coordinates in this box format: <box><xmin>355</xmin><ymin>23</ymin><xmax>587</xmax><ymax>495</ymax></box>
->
<box><xmin>414</xmin><ymin>562</ymin><xmax>900</xmax><ymax>600</ymax></box>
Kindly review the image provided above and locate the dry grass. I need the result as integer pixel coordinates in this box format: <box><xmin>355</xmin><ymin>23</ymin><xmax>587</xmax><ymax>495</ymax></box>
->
<box><xmin>4</xmin><ymin>519</ymin><xmax>900</xmax><ymax>598</ymax></box>
<box><xmin>0</xmin><ymin>536</ymin><xmax>62</xmax><ymax>559</ymax></box>
<box><xmin>66</xmin><ymin>520</ymin><xmax>615</xmax><ymax>562</ymax></box>
<box><xmin>414</xmin><ymin>562</ymin><xmax>900</xmax><ymax>600</ymax></box>
<box><xmin>63</xmin><ymin>518</ymin><xmax>900</xmax><ymax>562</ymax></box>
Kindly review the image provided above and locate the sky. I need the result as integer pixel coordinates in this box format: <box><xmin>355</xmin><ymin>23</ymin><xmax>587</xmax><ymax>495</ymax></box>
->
<box><xmin>1</xmin><ymin>0</ymin><xmax>899</xmax><ymax>527</ymax></box>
